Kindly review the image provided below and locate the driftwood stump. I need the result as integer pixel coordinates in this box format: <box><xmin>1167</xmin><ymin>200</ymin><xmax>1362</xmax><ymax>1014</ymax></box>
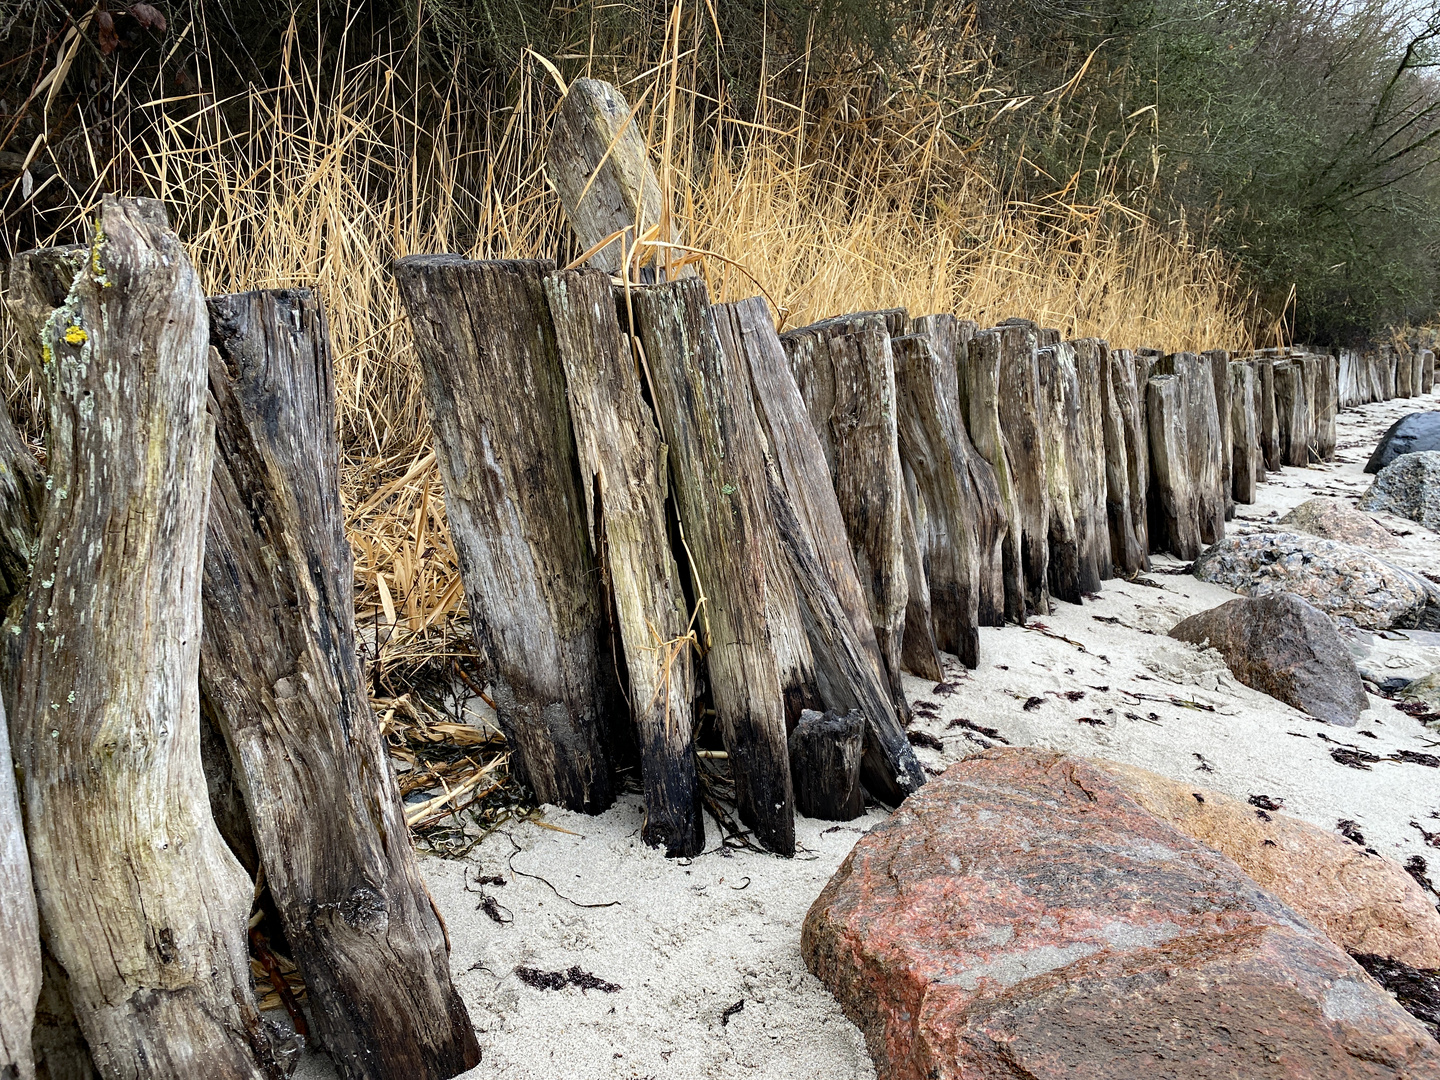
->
<box><xmin>546</xmin><ymin>269</ymin><xmax>704</xmax><ymax>857</ymax></box>
<box><xmin>788</xmin><ymin>710</ymin><xmax>865</xmax><ymax>821</ymax></box>
<box><xmin>1146</xmin><ymin>374</ymin><xmax>1202</xmax><ymax>559</ymax></box>
<box><xmin>713</xmin><ymin>298</ymin><xmax>923</xmax><ymax>807</ymax></box>
<box><xmin>203</xmin><ymin>289</ymin><xmax>480</xmax><ymax>1078</ymax></box>
<box><xmin>1102</xmin><ymin>347</ymin><xmax>1148</xmax><ymax>574</ymax></box>
<box><xmin>993</xmin><ymin>324</ymin><xmax>1051</xmax><ymax>616</ymax></box>
<box><xmin>1229</xmin><ymin>361</ymin><xmax>1259</xmax><ymax>504</ymax></box>
<box><xmin>780</xmin><ymin>315</ymin><xmax>909</xmax><ymax>713</ymax></box>
<box><xmin>629</xmin><ymin>279</ymin><xmax>795</xmax><ymax>855</ymax></box>
<box><xmin>8</xmin><ymin>196</ymin><xmax>273</xmax><ymax>1078</ymax></box>
<box><xmin>393</xmin><ymin>256</ymin><xmax>616</xmax><ymax>813</ymax></box>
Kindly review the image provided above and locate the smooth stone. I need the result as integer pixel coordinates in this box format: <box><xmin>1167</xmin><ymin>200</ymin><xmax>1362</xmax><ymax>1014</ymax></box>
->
<box><xmin>1365</xmin><ymin>411</ymin><xmax>1440</xmax><ymax>473</ymax></box>
<box><xmin>1278</xmin><ymin>497</ymin><xmax>1396</xmax><ymax>549</ymax></box>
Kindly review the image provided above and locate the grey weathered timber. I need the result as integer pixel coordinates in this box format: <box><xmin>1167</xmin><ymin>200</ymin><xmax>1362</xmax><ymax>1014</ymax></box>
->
<box><xmin>202</xmin><ymin>289</ymin><xmax>480</xmax><ymax>1079</ymax></box>
<box><xmin>1071</xmin><ymin>339</ymin><xmax>1114</xmax><ymax>581</ymax></box>
<box><xmin>0</xmin><ymin>408</ymin><xmax>42</xmax><ymax>615</ymax></box>
<box><xmin>1</xmin><ymin>691</ymin><xmax>39</xmax><ymax>1080</ymax></box>
<box><xmin>1147</xmin><ymin>374</ymin><xmax>1202</xmax><ymax>559</ymax></box>
<box><xmin>780</xmin><ymin>314</ymin><xmax>909</xmax><ymax>713</ymax></box>
<box><xmin>1296</xmin><ymin>354</ymin><xmax>1320</xmax><ymax>462</ymax></box>
<box><xmin>1102</xmin><ymin>348</ymin><xmax>1148</xmax><ymax>575</ymax></box>
<box><xmin>393</xmin><ymin>256</ymin><xmax>615</xmax><ymax>813</ymax></box>
<box><xmin>787</xmin><ymin>709</ymin><xmax>865</xmax><ymax>821</ymax></box>
<box><xmin>1155</xmin><ymin>352</ymin><xmax>1225</xmax><ymax>545</ymax></box>
<box><xmin>8</xmin><ymin>196</ymin><xmax>274</xmax><ymax>1078</ymax></box>
<box><xmin>629</xmin><ymin>279</ymin><xmax>795</xmax><ymax>855</ymax></box>
<box><xmin>712</xmin><ymin>298</ymin><xmax>922</xmax><ymax>806</ymax></box>
<box><xmin>547</xmin><ymin>79</ymin><xmax>682</xmax><ymax>279</ymax></box>
<box><xmin>1397</xmin><ymin>347</ymin><xmax>1415</xmax><ymax>398</ymax></box>
<box><xmin>1273</xmin><ymin>361</ymin><xmax>1310</xmax><ymax>469</ymax></box>
<box><xmin>1257</xmin><ymin>357</ymin><xmax>1281</xmax><ymax>472</ymax></box>
<box><xmin>893</xmin><ymin>333</ymin><xmax>984</xmax><ymax>665</ymax></box>
<box><xmin>1229</xmin><ymin>361</ymin><xmax>1259</xmax><ymax>505</ymax></box>
<box><xmin>1381</xmin><ymin>346</ymin><xmax>1398</xmax><ymax>399</ymax></box>
<box><xmin>899</xmin><ymin>489</ymin><xmax>943</xmax><ymax>680</ymax></box>
<box><xmin>1314</xmin><ymin>354</ymin><xmax>1338</xmax><ymax>461</ymax></box>
<box><xmin>962</xmin><ymin>328</ymin><xmax>1027</xmax><ymax>622</ymax></box>
<box><xmin>546</xmin><ymin>269</ymin><xmax>704</xmax><ymax>857</ymax></box>
<box><xmin>993</xmin><ymin>324</ymin><xmax>1051</xmax><ymax>616</ymax></box>
<box><xmin>1036</xmin><ymin>344</ymin><xmax>1087</xmax><ymax>604</ymax></box>
<box><xmin>1423</xmin><ymin>349</ymin><xmax>1435</xmax><ymax>394</ymax></box>
<box><xmin>1203</xmin><ymin>350</ymin><xmax>1235</xmax><ymax>520</ymax></box>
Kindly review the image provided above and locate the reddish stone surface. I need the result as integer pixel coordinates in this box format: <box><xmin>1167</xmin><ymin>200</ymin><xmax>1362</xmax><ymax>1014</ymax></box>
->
<box><xmin>802</xmin><ymin>748</ymin><xmax>1440</xmax><ymax>1080</ymax></box>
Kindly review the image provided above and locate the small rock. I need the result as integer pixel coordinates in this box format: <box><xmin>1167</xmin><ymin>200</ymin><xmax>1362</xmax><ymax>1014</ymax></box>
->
<box><xmin>1359</xmin><ymin>451</ymin><xmax>1440</xmax><ymax>532</ymax></box>
<box><xmin>802</xmin><ymin>748</ymin><xmax>1440</xmax><ymax>1080</ymax></box>
<box><xmin>1096</xmin><ymin>760</ymin><xmax>1440</xmax><ymax>970</ymax></box>
<box><xmin>1192</xmin><ymin>531</ymin><xmax>1440</xmax><ymax>631</ymax></box>
<box><xmin>1365</xmin><ymin>411</ymin><xmax>1440</xmax><ymax>473</ymax></box>
<box><xmin>1277</xmin><ymin>497</ymin><xmax>1396</xmax><ymax>549</ymax></box>
<box><xmin>1168</xmin><ymin>593</ymin><xmax>1368</xmax><ymax>724</ymax></box>
<box><xmin>1400</xmin><ymin>673</ymin><xmax>1440</xmax><ymax>726</ymax></box>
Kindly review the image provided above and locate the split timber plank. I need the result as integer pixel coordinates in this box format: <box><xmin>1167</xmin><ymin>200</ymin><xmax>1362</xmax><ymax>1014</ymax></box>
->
<box><xmin>1273</xmin><ymin>360</ymin><xmax>1310</xmax><ymax>469</ymax></box>
<box><xmin>392</xmin><ymin>256</ymin><xmax>616</xmax><ymax>813</ymax></box>
<box><xmin>628</xmin><ymin>279</ymin><xmax>795</xmax><ymax>855</ymax></box>
<box><xmin>1071</xmin><ymin>338</ymin><xmax>1114</xmax><ymax>582</ymax></box>
<box><xmin>202</xmin><ymin>289</ymin><xmax>480</xmax><ymax>1079</ymax></box>
<box><xmin>992</xmin><ymin>324</ymin><xmax>1051</xmax><ymax>616</ymax></box>
<box><xmin>1229</xmin><ymin>361</ymin><xmax>1259</xmax><ymax>505</ymax></box>
<box><xmin>1102</xmin><ymin>347</ymin><xmax>1148</xmax><ymax>575</ymax></box>
<box><xmin>1203</xmin><ymin>349</ymin><xmax>1236</xmax><ymax>520</ymax></box>
<box><xmin>1036</xmin><ymin>344</ymin><xmax>1087</xmax><ymax>604</ymax></box>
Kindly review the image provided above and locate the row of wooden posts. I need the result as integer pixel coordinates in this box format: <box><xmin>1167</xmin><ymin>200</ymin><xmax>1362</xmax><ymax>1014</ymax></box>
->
<box><xmin>0</xmin><ymin>79</ymin><xmax>1436</xmax><ymax>1080</ymax></box>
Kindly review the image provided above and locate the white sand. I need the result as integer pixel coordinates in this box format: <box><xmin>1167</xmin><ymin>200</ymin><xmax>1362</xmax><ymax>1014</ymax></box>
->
<box><xmin>296</xmin><ymin>395</ymin><xmax>1440</xmax><ymax>1080</ymax></box>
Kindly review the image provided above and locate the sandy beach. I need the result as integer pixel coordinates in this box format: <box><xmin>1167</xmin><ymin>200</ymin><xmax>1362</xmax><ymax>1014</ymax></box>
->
<box><xmin>296</xmin><ymin>395</ymin><xmax>1440</xmax><ymax>1080</ymax></box>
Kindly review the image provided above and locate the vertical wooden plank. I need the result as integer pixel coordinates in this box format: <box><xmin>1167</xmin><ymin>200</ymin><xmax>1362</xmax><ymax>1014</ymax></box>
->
<box><xmin>1</xmin><ymin>691</ymin><xmax>39</xmax><ymax>1080</ymax></box>
<box><xmin>1102</xmin><ymin>347</ymin><xmax>1148</xmax><ymax>574</ymax></box>
<box><xmin>1071</xmin><ymin>338</ymin><xmax>1115</xmax><ymax>581</ymax></box>
<box><xmin>1229</xmin><ymin>361</ymin><xmax>1259</xmax><ymax>505</ymax></box>
<box><xmin>1156</xmin><ymin>352</ymin><xmax>1225</xmax><ymax>545</ymax></box>
<box><xmin>1203</xmin><ymin>349</ymin><xmax>1235</xmax><ymax>520</ymax></box>
<box><xmin>1256</xmin><ymin>357</ymin><xmax>1281</xmax><ymax>472</ymax></box>
<box><xmin>1146</xmin><ymin>374</ymin><xmax>1202</xmax><ymax>559</ymax></box>
<box><xmin>994</xmin><ymin>325</ymin><xmax>1051</xmax><ymax>616</ymax></box>
<box><xmin>1273</xmin><ymin>360</ymin><xmax>1310</xmax><ymax>468</ymax></box>
<box><xmin>1036</xmin><ymin>344</ymin><xmax>1086</xmax><ymax>604</ymax></box>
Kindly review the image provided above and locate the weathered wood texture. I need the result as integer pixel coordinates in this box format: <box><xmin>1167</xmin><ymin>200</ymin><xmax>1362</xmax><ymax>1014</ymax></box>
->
<box><xmin>1</xmin><ymin>691</ymin><xmax>39</xmax><ymax>1080</ymax></box>
<box><xmin>1036</xmin><ymin>344</ymin><xmax>1087</xmax><ymax>604</ymax></box>
<box><xmin>1314</xmin><ymin>353</ymin><xmax>1338</xmax><ymax>461</ymax></box>
<box><xmin>1229</xmin><ymin>361</ymin><xmax>1259</xmax><ymax>505</ymax></box>
<box><xmin>1102</xmin><ymin>348</ymin><xmax>1148</xmax><ymax>574</ymax></box>
<box><xmin>1423</xmin><ymin>349</ymin><xmax>1436</xmax><ymax>394</ymax></box>
<box><xmin>0</xmin><ymin>407</ymin><xmax>42</xmax><ymax>615</ymax></box>
<box><xmin>779</xmin><ymin>315</ymin><xmax>909</xmax><ymax>711</ymax></box>
<box><xmin>1273</xmin><ymin>360</ymin><xmax>1311</xmax><ymax>469</ymax></box>
<box><xmin>1203</xmin><ymin>349</ymin><xmax>1235</xmax><ymax>519</ymax></box>
<box><xmin>546</xmin><ymin>269</ymin><xmax>704</xmax><ymax>857</ymax></box>
<box><xmin>1397</xmin><ymin>347</ymin><xmax>1415</xmax><ymax>398</ymax></box>
<box><xmin>961</xmin><ymin>328</ymin><xmax>1027</xmax><ymax>622</ymax></box>
<box><xmin>1146</xmin><ymin>374</ymin><xmax>1202</xmax><ymax>559</ymax></box>
<box><xmin>898</xmin><ymin>485</ymin><xmax>943</xmax><ymax>681</ymax></box>
<box><xmin>393</xmin><ymin>256</ymin><xmax>616</xmax><ymax>813</ymax></box>
<box><xmin>629</xmin><ymin>279</ymin><xmax>795</xmax><ymax>855</ymax></box>
<box><xmin>1296</xmin><ymin>354</ymin><xmax>1321</xmax><ymax>461</ymax></box>
<box><xmin>547</xmin><ymin>79</ymin><xmax>681</xmax><ymax>278</ymax></box>
<box><xmin>1257</xmin><ymin>357</ymin><xmax>1281</xmax><ymax>472</ymax></box>
<box><xmin>8</xmin><ymin>196</ymin><xmax>274</xmax><ymax>1078</ymax></box>
<box><xmin>712</xmin><ymin>298</ymin><xmax>923</xmax><ymax>806</ymax></box>
<box><xmin>1155</xmin><ymin>352</ymin><xmax>1225</xmax><ymax>545</ymax></box>
<box><xmin>202</xmin><ymin>289</ymin><xmax>479</xmax><ymax>1078</ymax></box>
<box><xmin>1381</xmin><ymin>346</ymin><xmax>1398</xmax><ymax>399</ymax></box>
<box><xmin>992</xmin><ymin>324</ymin><xmax>1051</xmax><ymax>616</ymax></box>
<box><xmin>1071</xmin><ymin>338</ymin><xmax>1114</xmax><ymax>581</ymax></box>
<box><xmin>787</xmin><ymin>709</ymin><xmax>864</xmax><ymax>821</ymax></box>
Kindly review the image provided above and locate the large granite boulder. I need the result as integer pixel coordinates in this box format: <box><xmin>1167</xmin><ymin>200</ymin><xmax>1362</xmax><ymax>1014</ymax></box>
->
<box><xmin>1365</xmin><ymin>411</ymin><xmax>1440</xmax><ymax>473</ymax></box>
<box><xmin>1359</xmin><ymin>451</ymin><xmax>1440</xmax><ymax>532</ymax></box>
<box><xmin>1192</xmin><ymin>531</ymin><xmax>1440</xmax><ymax>631</ymax></box>
<box><xmin>1098</xmin><ymin>760</ymin><xmax>1440</xmax><ymax>970</ymax></box>
<box><xmin>1168</xmin><ymin>593</ymin><xmax>1369</xmax><ymax>724</ymax></box>
<box><xmin>1278</xmin><ymin>497</ymin><xmax>1396</xmax><ymax>549</ymax></box>
<box><xmin>802</xmin><ymin>748</ymin><xmax>1440</xmax><ymax>1080</ymax></box>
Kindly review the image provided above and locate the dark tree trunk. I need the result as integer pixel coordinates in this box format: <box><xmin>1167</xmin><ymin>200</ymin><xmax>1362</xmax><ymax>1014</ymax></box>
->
<box><xmin>392</xmin><ymin>256</ymin><xmax>616</xmax><ymax>814</ymax></box>
<box><xmin>788</xmin><ymin>710</ymin><xmax>865</xmax><ymax>821</ymax></box>
<box><xmin>8</xmin><ymin>196</ymin><xmax>275</xmax><ymax>1079</ymax></box>
<box><xmin>202</xmin><ymin>289</ymin><xmax>480</xmax><ymax>1079</ymax></box>
<box><xmin>628</xmin><ymin>279</ymin><xmax>796</xmax><ymax>856</ymax></box>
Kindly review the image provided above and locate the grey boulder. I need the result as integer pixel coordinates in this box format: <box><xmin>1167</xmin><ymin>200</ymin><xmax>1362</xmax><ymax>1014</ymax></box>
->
<box><xmin>1169</xmin><ymin>593</ymin><xmax>1368</xmax><ymax>724</ymax></box>
<box><xmin>1359</xmin><ymin>450</ymin><xmax>1440</xmax><ymax>532</ymax></box>
<box><xmin>1277</xmin><ymin>496</ymin><xmax>1395</xmax><ymax>548</ymax></box>
<box><xmin>1365</xmin><ymin>411</ymin><xmax>1440</xmax><ymax>473</ymax></box>
<box><xmin>1192</xmin><ymin>531</ymin><xmax>1440</xmax><ymax>631</ymax></box>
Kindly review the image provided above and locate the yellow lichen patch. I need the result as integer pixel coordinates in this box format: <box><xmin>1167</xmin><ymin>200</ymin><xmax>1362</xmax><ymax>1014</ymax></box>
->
<box><xmin>64</xmin><ymin>325</ymin><xmax>87</xmax><ymax>346</ymax></box>
<box><xmin>41</xmin><ymin>342</ymin><xmax>53</xmax><ymax>365</ymax></box>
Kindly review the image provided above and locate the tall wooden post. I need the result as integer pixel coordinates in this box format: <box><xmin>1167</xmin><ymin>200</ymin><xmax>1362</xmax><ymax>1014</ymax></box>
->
<box><xmin>8</xmin><ymin>196</ymin><xmax>275</xmax><ymax>1078</ymax></box>
<box><xmin>202</xmin><ymin>290</ymin><xmax>480</xmax><ymax>1078</ymax></box>
<box><xmin>994</xmin><ymin>324</ymin><xmax>1051</xmax><ymax>616</ymax></box>
<box><xmin>0</xmin><ymin>693</ymin><xmax>39</xmax><ymax>1080</ymax></box>
<box><xmin>1146</xmin><ymin>374</ymin><xmax>1202</xmax><ymax>559</ymax></box>
<box><xmin>1071</xmin><ymin>339</ymin><xmax>1114</xmax><ymax>581</ymax></box>
<box><xmin>1102</xmin><ymin>348</ymin><xmax>1148</xmax><ymax>574</ymax></box>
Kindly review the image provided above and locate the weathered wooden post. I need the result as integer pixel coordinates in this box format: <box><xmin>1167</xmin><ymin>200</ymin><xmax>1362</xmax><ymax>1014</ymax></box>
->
<box><xmin>1255</xmin><ymin>357</ymin><xmax>1281</xmax><ymax>472</ymax></box>
<box><xmin>993</xmin><ymin>324</ymin><xmax>1051</xmax><ymax>615</ymax></box>
<box><xmin>780</xmin><ymin>315</ymin><xmax>909</xmax><ymax>710</ymax></box>
<box><xmin>545</xmin><ymin>269</ymin><xmax>705</xmax><ymax>856</ymax></box>
<box><xmin>1273</xmin><ymin>360</ymin><xmax>1310</xmax><ymax>468</ymax></box>
<box><xmin>898</xmin><ymin>492</ymin><xmax>943</xmax><ymax>681</ymax></box>
<box><xmin>1229</xmin><ymin>361</ymin><xmax>1259</xmax><ymax>504</ymax></box>
<box><xmin>0</xmin><ymin>693</ymin><xmax>39</xmax><ymax>1080</ymax></box>
<box><xmin>1146</xmin><ymin>374</ymin><xmax>1202</xmax><ymax>559</ymax></box>
<box><xmin>713</xmin><ymin>298</ymin><xmax>923</xmax><ymax>806</ymax></box>
<box><xmin>962</xmin><ymin>328</ymin><xmax>1027</xmax><ymax>621</ymax></box>
<box><xmin>1203</xmin><ymin>350</ymin><xmax>1235</xmax><ymax>520</ymax></box>
<box><xmin>8</xmin><ymin>196</ymin><xmax>274</xmax><ymax>1078</ymax></box>
<box><xmin>1102</xmin><ymin>348</ymin><xmax>1148</xmax><ymax>574</ymax></box>
<box><xmin>1036</xmin><ymin>345</ymin><xmax>1087</xmax><ymax>604</ymax></box>
<box><xmin>1423</xmin><ymin>349</ymin><xmax>1436</xmax><ymax>394</ymax></box>
<box><xmin>1072</xmin><ymin>339</ymin><xmax>1114</xmax><ymax>581</ymax></box>
<box><xmin>1381</xmin><ymin>345</ymin><xmax>1398</xmax><ymax>399</ymax></box>
<box><xmin>1315</xmin><ymin>354</ymin><xmax>1338</xmax><ymax>461</ymax></box>
<box><xmin>629</xmin><ymin>279</ymin><xmax>796</xmax><ymax>855</ymax></box>
<box><xmin>1155</xmin><ymin>352</ymin><xmax>1225</xmax><ymax>544</ymax></box>
<box><xmin>202</xmin><ymin>289</ymin><xmax>480</xmax><ymax>1078</ymax></box>
<box><xmin>1397</xmin><ymin>347</ymin><xmax>1415</xmax><ymax>398</ymax></box>
<box><xmin>788</xmin><ymin>710</ymin><xmax>864</xmax><ymax>821</ymax></box>
<box><xmin>393</xmin><ymin>256</ymin><xmax>616</xmax><ymax>813</ymax></box>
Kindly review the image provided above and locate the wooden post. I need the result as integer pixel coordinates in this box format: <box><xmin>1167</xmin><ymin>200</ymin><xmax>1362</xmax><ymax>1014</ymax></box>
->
<box><xmin>0</xmin><ymin>410</ymin><xmax>42</xmax><ymax>616</ymax></box>
<box><xmin>1146</xmin><ymin>374</ymin><xmax>1202</xmax><ymax>559</ymax></box>
<box><xmin>1273</xmin><ymin>361</ymin><xmax>1310</xmax><ymax>468</ymax></box>
<box><xmin>7</xmin><ymin>196</ymin><xmax>274</xmax><ymax>1078</ymax></box>
<box><xmin>393</xmin><ymin>256</ymin><xmax>616</xmax><ymax>813</ymax></box>
<box><xmin>1256</xmin><ymin>357</ymin><xmax>1281</xmax><ymax>472</ymax></box>
<box><xmin>1155</xmin><ymin>352</ymin><xmax>1225</xmax><ymax>545</ymax></box>
<box><xmin>1036</xmin><ymin>345</ymin><xmax>1086</xmax><ymax>604</ymax></box>
<box><xmin>1203</xmin><ymin>350</ymin><xmax>1235</xmax><ymax>520</ymax></box>
<box><xmin>1</xmin><ymin>692</ymin><xmax>39</xmax><ymax>1080</ymax></box>
<box><xmin>788</xmin><ymin>710</ymin><xmax>864</xmax><ymax>822</ymax></box>
<box><xmin>1381</xmin><ymin>346</ymin><xmax>1398</xmax><ymax>399</ymax></box>
<box><xmin>899</xmin><ymin>490</ymin><xmax>943</xmax><ymax>681</ymax></box>
<box><xmin>1423</xmin><ymin>349</ymin><xmax>1435</xmax><ymax>394</ymax></box>
<box><xmin>712</xmin><ymin>298</ymin><xmax>923</xmax><ymax>806</ymax></box>
<box><xmin>1072</xmin><ymin>339</ymin><xmax>1114</xmax><ymax>581</ymax></box>
<box><xmin>1397</xmin><ymin>347</ymin><xmax>1415</xmax><ymax>398</ymax></box>
<box><xmin>993</xmin><ymin>324</ymin><xmax>1051</xmax><ymax>616</ymax></box>
<box><xmin>1229</xmin><ymin>361</ymin><xmax>1259</xmax><ymax>505</ymax></box>
<box><xmin>202</xmin><ymin>290</ymin><xmax>480</xmax><ymax>1078</ymax></box>
<box><xmin>961</xmin><ymin>328</ymin><xmax>1027</xmax><ymax>622</ymax></box>
<box><xmin>629</xmin><ymin>279</ymin><xmax>795</xmax><ymax>855</ymax></box>
<box><xmin>1102</xmin><ymin>348</ymin><xmax>1148</xmax><ymax>574</ymax></box>
<box><xmin>547</xmin><ymin>79</ymin><xmax>681</xmax><ymax>278</ymax></box>
<box><xmin>780</xmin><ymin>315</ymin><xmax>909</xmax><ymax>714</ymax></box>
<box><xmin>545</xmin><ymin>269</ymin><xmax>704</xmax><ymax>857</ymax></box>
<box><xmin>1314</xmin><ymin>354</ymin><xmax>1338</xmax><ymax>461</ymax></box>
